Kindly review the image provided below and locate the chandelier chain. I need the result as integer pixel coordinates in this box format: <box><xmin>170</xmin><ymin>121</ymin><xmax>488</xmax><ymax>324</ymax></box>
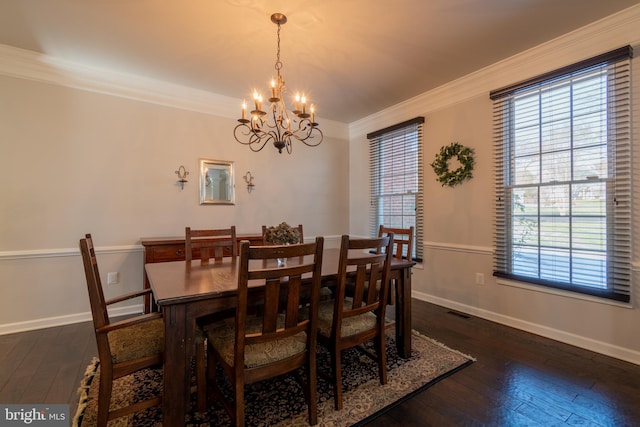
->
<box><xmin>275</xmin><ymin>22</ymin><xmax>283</xmax><ymax>73</ymax></box>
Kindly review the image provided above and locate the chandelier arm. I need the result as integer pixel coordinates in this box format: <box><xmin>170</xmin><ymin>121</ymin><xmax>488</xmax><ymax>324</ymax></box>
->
<box><xmin>234</xmin><ymin>123</ymin><xmax>257</xmax><ymax>145</ymax></box>
<box><xmin>287</xmin><ymin>123</ymin><xmax>323</xmax><ymax>147</ymax></box>
<box><xmin>234</xmin><ymin>123</ymin><xmax>269</xmax><ymax>152</ymax></box>
<box><xmin>300</xmin><ymin>128</ymin><xmax>323</xmax><ymax>147</ymax></box>
<box><xmin>249</xmin><ymin>132</ymin><xmax>275</xmax><ymax>152</ymax></box>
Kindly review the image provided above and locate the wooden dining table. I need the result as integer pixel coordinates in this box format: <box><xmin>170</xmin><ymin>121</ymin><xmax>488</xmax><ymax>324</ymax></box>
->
<box><xmin>145</xmin><ymin>246</ymin><xmax>415</xmax><ymax>426</ymax></box>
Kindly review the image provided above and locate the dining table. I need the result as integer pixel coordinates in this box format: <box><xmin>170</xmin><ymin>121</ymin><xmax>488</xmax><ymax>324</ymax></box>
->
<box><xmin>145</xmin><ymin>246</ymin><xmax>415</xmax><ymax>426</ymax></box>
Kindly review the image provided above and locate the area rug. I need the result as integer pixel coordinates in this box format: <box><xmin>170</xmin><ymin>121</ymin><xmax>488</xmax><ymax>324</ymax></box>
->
<box><xmin>74</xmin><ymin>330</ymin><xmax>474</xmax><ymax>426</ymax></box>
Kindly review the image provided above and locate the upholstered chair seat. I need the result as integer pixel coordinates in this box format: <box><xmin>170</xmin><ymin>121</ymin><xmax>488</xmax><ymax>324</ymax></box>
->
<box><xmin>316</xmin><ymin>299</ymin><xmax>377</xmax><ymax>338</ymax></box>
<box><xmin>207</xmin><ymin>316</ymin><xmax>307</xmax><ymax>368</ymax></box>
<box><xmin>107</xmin><ymin>318</ymin><xmax>164</xmax><ymax>364</ymax></box>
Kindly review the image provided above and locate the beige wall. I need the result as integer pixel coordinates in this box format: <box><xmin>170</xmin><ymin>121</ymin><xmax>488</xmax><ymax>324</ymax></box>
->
<box><xmin>0</xmin><ymin>72</ymin><xmax>350</xmax><ymax>330</ymax></box>
<box><xmin>2</xmin><ymin>5</ymin><xmax>640</xmax><ymax>366</ymax></box>
<box><xmin>350</xmin><ymin>5</ymin><xmax>640</xmax><ymax>364</ymax></box>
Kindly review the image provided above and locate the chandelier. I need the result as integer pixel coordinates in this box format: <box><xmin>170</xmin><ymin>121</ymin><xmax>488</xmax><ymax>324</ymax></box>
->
<box><xmin>234</xmin><ymin>13</ymin><xmax>323</xmax><ymax>154</ymax></box>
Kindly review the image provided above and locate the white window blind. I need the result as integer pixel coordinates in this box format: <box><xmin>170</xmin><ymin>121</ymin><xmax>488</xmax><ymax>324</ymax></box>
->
<box><xmin>368</xmin><ymin>117</ymin><xmax>424</xmax><ymax>260</ymax></box>
<box><xmin>491</xmin><ymin>46</ymin><xmax>632</xmax><ymax>302</ymax></box>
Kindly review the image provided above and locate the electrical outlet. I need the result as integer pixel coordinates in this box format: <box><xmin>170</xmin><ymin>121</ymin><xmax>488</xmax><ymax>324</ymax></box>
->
<box><xmin>475</xmin><ymin>273</ymin><xmax>485</xmax><ymax>285</ymax></box>
<box><xmin>107</xmin><ymin>272</ymin><xmax>119</xmax><ymax>285</ymax></box>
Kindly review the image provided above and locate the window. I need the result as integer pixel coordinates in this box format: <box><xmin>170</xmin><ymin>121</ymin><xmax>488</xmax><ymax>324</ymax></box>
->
<box><xmin>368</xmin><ymin>117</ymin><xmax>424</xmax><ymax>260</ymax></box>
<box><xmin>491</xmin><ymin>47</ymin><xmax>632</xmax><ymax>302</ymax></box>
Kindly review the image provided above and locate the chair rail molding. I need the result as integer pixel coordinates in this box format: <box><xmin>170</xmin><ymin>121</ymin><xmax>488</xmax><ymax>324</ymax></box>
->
<box><xmin>0</xmin><ymin>245</ymin><xmax>143</xmax><ymax>260</ymax></box>
<box><xmin>423</xmin><ymin>241</ymin><xmax>493</xmax><ymax>256</ymax></box>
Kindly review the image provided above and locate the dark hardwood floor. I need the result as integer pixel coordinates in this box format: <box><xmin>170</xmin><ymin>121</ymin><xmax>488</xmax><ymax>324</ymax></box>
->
<box><xmin>1</xmin><ymin>299</ymin><xmax>639</xmax><ymax>426</ymax></box>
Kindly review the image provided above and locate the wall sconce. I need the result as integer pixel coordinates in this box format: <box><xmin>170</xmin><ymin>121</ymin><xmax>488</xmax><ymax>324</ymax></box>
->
<box><xmin>243</xmin><ymin>171</ymin><xmax>255</xmax><ymax>193</ymax></box>
<box><xmin>175</xmin><ymin>165</ymin><xmax>189</xmax><ymax>190</ymax></box>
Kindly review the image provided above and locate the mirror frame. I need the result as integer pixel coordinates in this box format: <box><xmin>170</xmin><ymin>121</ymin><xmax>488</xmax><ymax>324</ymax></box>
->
<box><xmin>199</xmin><ymin>159</ymin><xmax>235</xmax><ymax>205</ymax></box>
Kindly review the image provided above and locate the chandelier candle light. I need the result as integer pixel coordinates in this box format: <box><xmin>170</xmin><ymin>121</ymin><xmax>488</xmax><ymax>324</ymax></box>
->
<box><xmin>234</xmin><ymin>13</ymin><xmax>323</xmax><ymax>154</ymax></box>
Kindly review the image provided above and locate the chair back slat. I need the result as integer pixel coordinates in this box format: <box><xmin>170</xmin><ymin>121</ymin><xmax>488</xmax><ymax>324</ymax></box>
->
<box><xmin>284</xmin><ymin>276</ymin><xmax>302</xmax><ymax>328</ymax></box>
<box><xmin>366</xmin><ymin>263</ymin><xmax>382</xmax><ymax>305</ymax></box>
<box><xmin>185</xmin><ymin>226</ymin><xmax>237</xmax><ymax>263</ymax></box>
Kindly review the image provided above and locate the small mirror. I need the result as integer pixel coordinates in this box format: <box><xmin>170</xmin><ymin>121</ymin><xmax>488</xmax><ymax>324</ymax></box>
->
<box><xmin>199</xmin><ymin>159</ymin><xmax>235</xmax><ymax>205</ymax></box>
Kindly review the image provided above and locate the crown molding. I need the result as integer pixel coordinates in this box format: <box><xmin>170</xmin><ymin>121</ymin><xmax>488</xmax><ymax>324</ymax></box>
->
<box><xmin>0</xmin><ymin>44</ymin><xmax>240</xmax><ymax>119</ymax></box>
<box><xmin>0</xmin><ymin>43</ymin><xmax>349</xmax><ymax>139</ymax></box>
<box><xmin>349</xmin><ymin>4</ymin><xmax>640</xmax><ymax>139</ymax></box>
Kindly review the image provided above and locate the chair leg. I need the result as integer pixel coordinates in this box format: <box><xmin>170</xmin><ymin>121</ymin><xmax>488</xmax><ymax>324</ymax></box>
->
<box><xmin>97</xmin><ymin>370</ymin><xmax>113</xmax><ymax>427</ymax></box>
<box><xmin>331</xmin><ymin>349</ymin><xmax>343</xmax><ymax>411</ymax></box>
<box><xmin>196</xmin><ymin>340</ymin><xmax>207</xmax><ymax>412</ymax></box>
<box><xmin>376</xmin><ymin>333</ymin><xmax>388</xmax><ymax>385</ymax></box>
<box><xmin>307</xmin><ymin>354</ymin><xmax>318</xmax><ymax>425</ymax></box>
<box><xmin>233</xmin><ymin>379</ymin><xmax>245</xmax><ymax>427</ymax></box>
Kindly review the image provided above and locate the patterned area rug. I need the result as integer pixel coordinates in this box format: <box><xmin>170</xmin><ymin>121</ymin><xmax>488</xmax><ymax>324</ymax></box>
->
<box><xmin>74</xmin><ymin>330</ymin><xmax>474</xmax><ymax>426</ymax></box>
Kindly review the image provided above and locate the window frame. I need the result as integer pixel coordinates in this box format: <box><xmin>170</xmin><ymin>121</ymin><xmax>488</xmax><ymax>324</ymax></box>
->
<box><xmin>368</xmin><ymin>117</ymin><xmax>424</xmax><ymax>261</ymax></box>
<box><xmin>491</xmin><ymin>46</ymin><xmax>632</xmax><ymax>303</ymax></box>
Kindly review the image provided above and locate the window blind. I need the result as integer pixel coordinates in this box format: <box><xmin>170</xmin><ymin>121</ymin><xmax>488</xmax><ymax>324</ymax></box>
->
<box><xmin>368</xmin><ymin>117</ymin><xmax>424</xmax><ymax>260</ymax></box>
<box><xmin>491</xmin><ymin>46</ymin><xmax>632</xmax><ymax>302</ymax></box>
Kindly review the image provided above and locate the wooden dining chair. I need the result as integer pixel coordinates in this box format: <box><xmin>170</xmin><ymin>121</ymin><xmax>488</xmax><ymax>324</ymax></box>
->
<box><xmin>205</xmin><ymin>237</ymin><xmax>324</xmax><ymax>426</ymax></box>
<box><xmin>79</xmin><ymin>234</ymin><xmax>164</xmax><ymax>427</ymax></box>
<box><xmin>185</xmin><ymin>226</ymin><xmax>238</xmax><ymax>264</ymax></box>
<box><xmin>261</xmin><ymin>223</ymin><xmax>304</xmax><ymax>245</ymax></box>
<box><xmin>379</xmin><ymin>225</ymin><xmax>413</xmax><ymax>261</ymax></box>
<box><xmin>261</xmin><ymin>223</ymin><xmax>329</xmax><ymax>306</ymax></box>
<box><xmin>185</xmin><ymin>226</ymin><xmax>238</xmax><ymax>411</ymax></box>
<box><xmin>378</xmin><ymin>225</ymin><xmax>414</xmax><ymax>304</ymax></box>
<box><xmin>316</xmin><ymin>234</ymin><xmax>393</xmax><ymax>411</ymax></box>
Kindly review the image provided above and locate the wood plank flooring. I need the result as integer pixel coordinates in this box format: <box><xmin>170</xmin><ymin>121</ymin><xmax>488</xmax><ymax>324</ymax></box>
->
<box><xmin>1</xmin><ymin>300</ymin><xmax>639</xmax><ymax>426</ymax></box>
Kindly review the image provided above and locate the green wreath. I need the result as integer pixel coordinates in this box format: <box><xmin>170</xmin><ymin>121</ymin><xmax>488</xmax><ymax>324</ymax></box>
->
<box><xmin>431</xmin><ymin>142</ymin><xmax>475</xmax><ymax>187</ymax></box>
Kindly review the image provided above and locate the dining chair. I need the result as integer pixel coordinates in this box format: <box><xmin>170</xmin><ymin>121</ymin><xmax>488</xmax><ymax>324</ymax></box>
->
<box><xmin>316</xmin><ymin>233</ymin><xmax>393</xmax><ymax>411</ymax></box>
<box><xmin>185</xmin><ymin>226</ymin><xmax>239</xmax><ymax>411</ymax></box>
<box><xmin>260</xmin><ymin>223</ymin><xmax>330</xmax><ymax>306</ymax></box>
<box><xmin>261</xmin><ymin>223</ymin><xmax>304</xmax><ymax>244</ymax></box>
<box><xmin>79</xmin><ymin>234</ymin><xmax>163</xmax><ymax>427</ymax></box>
<box><xmin>205</xmin><ymin>237</ymin><xmax>324</xmax><ymax>426</ymax></box>
<box><xmin>379</xmin><ymin>225</ymin><xmax>413</xmax><ymax>261</ymax></box>
<box><xmin>378</xmin><ymin>225</ymin><xmax>414</xmax><ymax>304</ymax></box>
<box><xmin>185</xmin><ymin>225</ymin><xmax>238</xmax><ymax>264</ymax></box>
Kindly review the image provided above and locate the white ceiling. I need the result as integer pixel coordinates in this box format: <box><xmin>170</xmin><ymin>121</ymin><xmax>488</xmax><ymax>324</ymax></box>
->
<box><xmin>1</xmin><ymin>0</ymin><xmax>638</xmax><ymax>123</ymax></box>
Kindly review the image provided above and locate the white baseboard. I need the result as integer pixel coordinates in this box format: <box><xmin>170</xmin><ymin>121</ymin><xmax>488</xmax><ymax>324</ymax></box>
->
<box><xmin>412</xmin><ymin>290</ymin><xmax>640</xmax><ymax>366</ymax></box>
<box><xmin>0</xmin><ymin>304</ymin><xmax>143</xmax><ymax>336</ymax></box>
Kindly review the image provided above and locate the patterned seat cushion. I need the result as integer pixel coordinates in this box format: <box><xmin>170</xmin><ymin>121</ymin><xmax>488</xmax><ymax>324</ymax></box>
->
<box><xmin>108</xmin><ymin>317</ymin><xmax>164</xmax><ymax>364</ymax></box>
<box><xmin>206</xmin><ymin>316</ymin><xmax>307</xmax><ymax>368</ymax></box>
<box><xmin>316</xmin><ymin>300</ymin><xmax>377</xmax><ymax>338</ymax></box>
